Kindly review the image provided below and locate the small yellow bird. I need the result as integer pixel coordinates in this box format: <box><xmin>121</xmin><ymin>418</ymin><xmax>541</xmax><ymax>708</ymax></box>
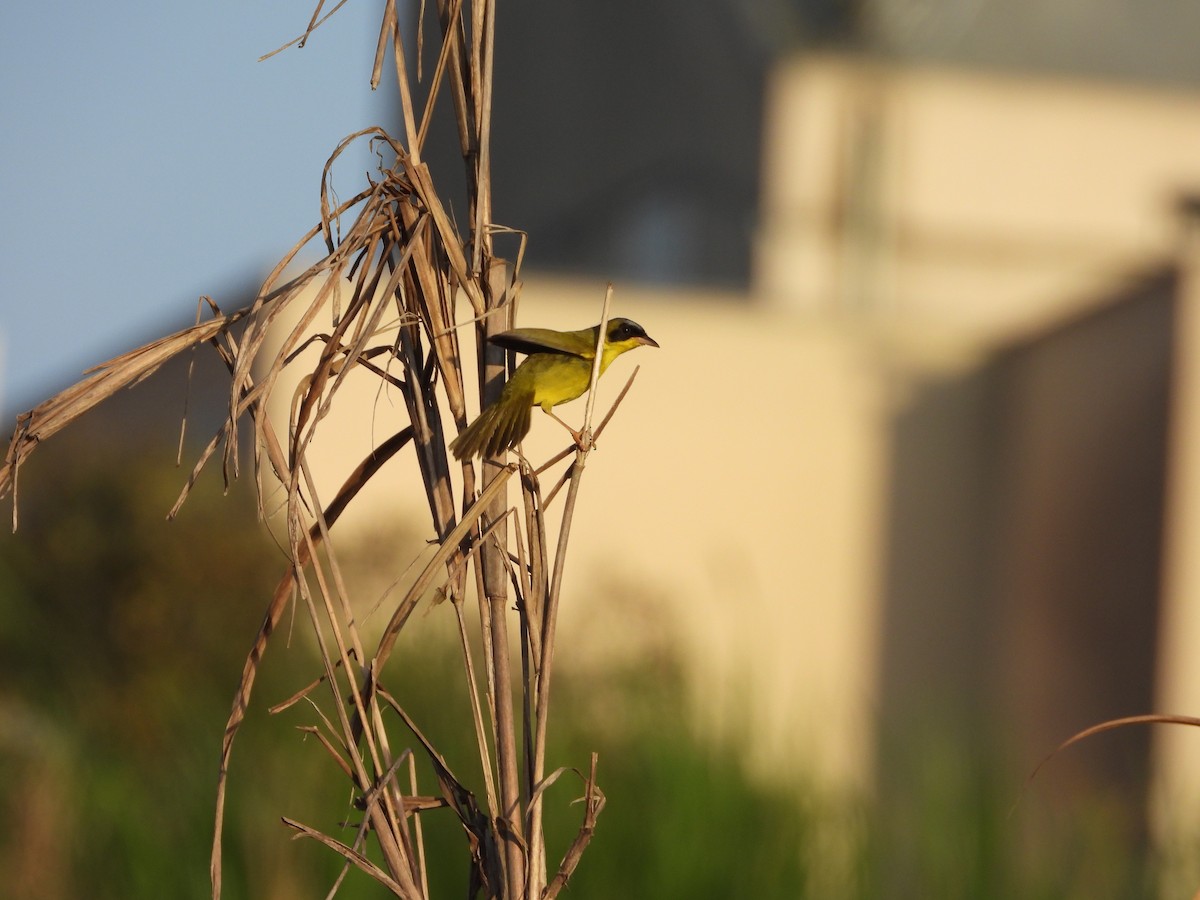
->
<box><xmin>449</xmin><ymin>317</ymin><xmax>659</xmax><ymax>460</ymax></box>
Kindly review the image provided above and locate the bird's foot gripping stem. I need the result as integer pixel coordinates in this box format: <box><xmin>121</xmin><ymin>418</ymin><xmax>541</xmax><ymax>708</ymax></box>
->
<box><xmin>545</xmin><ymin>409</ymin><xmax>595</xmax><ymax>452</ymax></box>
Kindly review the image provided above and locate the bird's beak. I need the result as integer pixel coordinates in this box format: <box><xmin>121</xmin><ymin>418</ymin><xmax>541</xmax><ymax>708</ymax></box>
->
<box><xmin>638</xmin><ymin>334</ymin><xmax>660</xmax><ymax>348</ymax></box>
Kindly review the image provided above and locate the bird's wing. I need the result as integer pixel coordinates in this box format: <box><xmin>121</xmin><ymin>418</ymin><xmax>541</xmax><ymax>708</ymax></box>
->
<box><xmin>489</xmin><ymin>327</ymin><xmax>593</xmax><ymax>359</ymax></box>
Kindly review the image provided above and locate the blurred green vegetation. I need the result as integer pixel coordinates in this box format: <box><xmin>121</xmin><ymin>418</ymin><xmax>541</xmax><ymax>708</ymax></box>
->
<box><xmin>866</xmin><ymin>719</ymin><xmax>1158</xmax><ymax>899</ymax></box>
<box><xmin>0</xmin><ymin>433</ymin><xmax>1160</xmax><ymax>898</ymax></box>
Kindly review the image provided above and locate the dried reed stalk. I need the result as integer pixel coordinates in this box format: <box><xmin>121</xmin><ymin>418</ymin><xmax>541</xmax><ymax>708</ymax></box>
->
<box><xmin>0</xmin><ymin>2</ymin><xmax>631</xmax><ymax>897</ymax></box>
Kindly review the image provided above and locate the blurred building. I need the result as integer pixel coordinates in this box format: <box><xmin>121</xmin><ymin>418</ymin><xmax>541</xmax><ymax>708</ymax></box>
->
<box><xmin>416</xmin><ymin>0</ymin><xmax>776</xmax><ymax>286</ymax></box>
<box><xmin>434</xmin><ymin>0</ymin><xmax>1200</xmax><ymax>291</ymax></box>
<box><xmin>754</xmin><ymin>52</ymin><xmax>1200</xmax><ymax>852</ymax></box>
<box><xmin>13</xmin><ymin>0</ymin><xmax>1199</xmax><ymax>883</ymax></box>
<box><xmin>283</xmin><ymin>42</ymin><xmax>1200</xmax><ymax>791</ymax></box>
<box><xmin>387</xmin><ymin>27</ymin><xmax>1200</xmax><ymax>866</ymax></box>
<box><xmin>756</xmin><ymin>55</ymin><xmax>1197</xmax><ymax>331</ymax></box>
<box><xmin>423</xmin><ymin>4</ymin><xmax>1200</xmax><ymax>861</ymax></box>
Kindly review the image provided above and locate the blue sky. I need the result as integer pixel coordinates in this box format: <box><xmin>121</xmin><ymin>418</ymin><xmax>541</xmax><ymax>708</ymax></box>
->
<box><xmin>0</xmin><ymin>2</ymin><xmax>396</xmax><ymax>410</ymax></box>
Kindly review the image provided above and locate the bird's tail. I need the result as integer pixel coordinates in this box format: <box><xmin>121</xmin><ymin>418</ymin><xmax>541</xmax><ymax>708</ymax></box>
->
<box><xmin>449</xmin><ymin>395</ymin><xmax>532</xmax><ymax>460</ymax></box>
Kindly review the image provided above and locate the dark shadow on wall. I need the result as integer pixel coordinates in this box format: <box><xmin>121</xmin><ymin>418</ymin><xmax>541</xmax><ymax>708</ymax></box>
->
<box><xmin>875</xmin><ymin>266</ymin><xmax>1176</xmax><ymax>853</ymax></box>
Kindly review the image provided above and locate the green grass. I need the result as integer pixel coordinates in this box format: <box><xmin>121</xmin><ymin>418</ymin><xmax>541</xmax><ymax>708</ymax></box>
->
<box><xmin>0</xmin><ymin>444</ymin><xmax>1159</xmax><ymax>897</ymax></box>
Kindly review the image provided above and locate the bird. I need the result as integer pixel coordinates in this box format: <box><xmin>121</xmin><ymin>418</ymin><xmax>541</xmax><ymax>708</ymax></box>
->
<box><xmin>449</xmin><ymin>317</ymin><xmax>659</xmax><ymax>460</ymax></box>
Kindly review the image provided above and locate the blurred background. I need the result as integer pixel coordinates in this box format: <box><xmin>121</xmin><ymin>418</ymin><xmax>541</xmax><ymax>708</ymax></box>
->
<box><xmin>4</xmin><ymin>0</ymin><xmax>1200</xmax><ymax>897</ymax></box>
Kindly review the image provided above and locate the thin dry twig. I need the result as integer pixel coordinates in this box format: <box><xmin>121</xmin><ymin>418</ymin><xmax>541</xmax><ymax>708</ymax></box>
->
<box><xmin>0</xmin><ymin>311</ymin><xmax>247</xmax><ymax>528</ymax></box>
<box><xmin>542</xmin><ymin>754</ymin><xmax>606</xmax><ymax>900</ymax></box>
<box><xmin>1027</xmin><ymin>713</ymin><xmax>1200</xmax><ymax>787</ymax></box>
<box><xmin>524</xmin><ymin>287</ymin><xmax>613</xmax><ymax>895</ymax></box>
<box><xmin>259</xmin><ymin>0</ymin><xmax>354</xmax><ymax>61</ymax></box>
<box><xmin>283</xmin><ymin>817</ymin><xmax>409</xmax><ymax>895</ymax></box>
<box><xmin>1011</xmin><ymin>712</ymin><xmax>1200</xmax><ymax>826</ymax></box>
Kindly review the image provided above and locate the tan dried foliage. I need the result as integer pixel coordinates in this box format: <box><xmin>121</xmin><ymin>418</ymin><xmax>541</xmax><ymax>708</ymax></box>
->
<box><xmin>1</xmin><ymin>2</ymin><xmax>623</xmax><ymax>898</ymax></box>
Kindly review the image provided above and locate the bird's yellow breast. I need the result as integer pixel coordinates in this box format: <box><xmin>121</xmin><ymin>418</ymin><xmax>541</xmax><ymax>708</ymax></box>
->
<box><xmin>523</xmin><ymin>354</ymin><xmax>596</xmax><ymax>412</ymax></box>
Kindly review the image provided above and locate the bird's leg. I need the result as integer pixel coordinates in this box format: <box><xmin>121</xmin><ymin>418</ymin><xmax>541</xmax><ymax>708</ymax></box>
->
<box><xmin>541</xmin><ymin>407</ymin><xmax>593</xmax><ymax>450</ymax></box>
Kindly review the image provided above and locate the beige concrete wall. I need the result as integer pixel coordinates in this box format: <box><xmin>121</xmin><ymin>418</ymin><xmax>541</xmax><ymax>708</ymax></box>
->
<box><xmin>1154</xmin><ymin>216</ymin><xmax>1200</xmax><ymax>865</ymax></box>
<box><xmin>756</xmin><ymin>55</ymin><xmax>1200</xmax><ymax>347</ymax></box>
<box><xmin>754</xmin><ymin>54</ymin><xmax>1200</xmax><ymax>863</ymax></box>
<box><xmin>259</xmin><ymin>56</ymin><xmax>1200</xmax><ymax>810</ymax></box>
<box><xmin>261</xmin><ymin>275</ymin><xmax>893</xmax><ymax>790</ymax></box>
